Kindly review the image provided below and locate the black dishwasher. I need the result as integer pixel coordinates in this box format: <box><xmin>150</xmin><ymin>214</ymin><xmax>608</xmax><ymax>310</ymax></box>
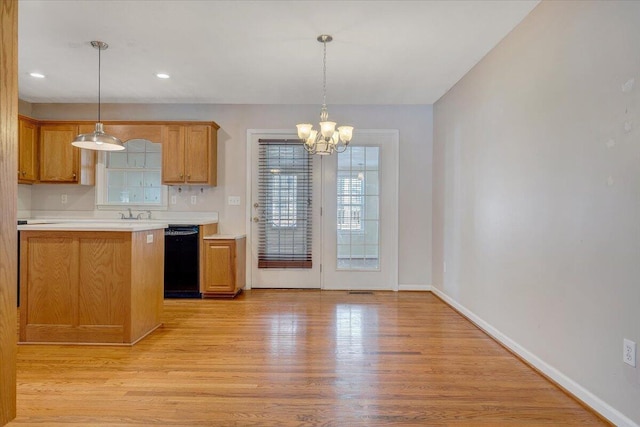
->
<box><xmin>164</xmin><ymin>225</ymin><xmax>201</xmax><ymax>298</ymax></box>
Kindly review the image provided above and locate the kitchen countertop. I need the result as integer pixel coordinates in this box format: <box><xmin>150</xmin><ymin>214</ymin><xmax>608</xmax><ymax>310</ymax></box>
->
<box><xmin>18</xmin><ymin>222</ymin><xmax>168</xmax><ymax>232</ymax></box>
<box><xmin>19</xmin><ymin>218</ymin><xmax>218</xmax><ymax>225</ymax></box>
<box><xmin>203</xmin><ymin>234</ymin><xmax>246</xmax><ymax>240</ymax></box>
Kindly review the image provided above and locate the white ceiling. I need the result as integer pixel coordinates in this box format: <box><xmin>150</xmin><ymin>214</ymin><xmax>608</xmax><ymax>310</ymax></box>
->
<box><xmin>18</xmin><ymin>0</ymin><xmax>539</xmax><ymax>105</ymax></box>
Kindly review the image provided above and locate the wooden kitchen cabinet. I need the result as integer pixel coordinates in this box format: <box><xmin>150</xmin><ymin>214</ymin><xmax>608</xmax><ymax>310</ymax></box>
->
<box><xmin>18</xmin><ymin>116</ymin><xmax>39</xmax><ymax>183</ymax></box>
<box><xmin>201</xmin><ymin>236</ymin><xmax>246</xmax><ymax>298</ymax></box>
<box><xmin>19</xmin><ymin>228</ymin><xmax>164</xmax><ymax>344</ymax></box>
<box><xmin>162</xmin><ymin>124</ymin><xmax>218</xmax><ymax>186</ymax></box>
<box><xmin>39</xmin><ymin>123</ymin><xmax>96</xmax><ymax>185</ymax></box>
<box><xmin>78</xmin><ymin>123</ymin><xmax>163</xmax><ymax>143</ymax></box>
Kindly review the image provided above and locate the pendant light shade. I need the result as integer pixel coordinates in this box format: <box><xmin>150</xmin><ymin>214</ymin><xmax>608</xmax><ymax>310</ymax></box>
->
<box><xmin>72</xmin><ymin>41</ymin><xmax>125</xmax><ymax>151</ymax></box>
<box><xmin>72</xmin><ymin>122</ymin><xmax>126</xmax><ymax>151</ymax></box>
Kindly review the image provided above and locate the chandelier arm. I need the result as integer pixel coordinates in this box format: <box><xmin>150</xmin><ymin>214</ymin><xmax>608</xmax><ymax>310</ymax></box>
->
<box><xmin>335</xmin><ymin>143</ymin><xmax>349</xmax><ymax>154</ymax></box>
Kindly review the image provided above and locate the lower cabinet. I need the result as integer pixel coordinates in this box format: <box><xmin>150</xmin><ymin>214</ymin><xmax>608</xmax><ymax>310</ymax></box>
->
<box><xmin>201</xmin><ymin>237</ymin><xmax>246</xmax><ymax>298</ymax></box>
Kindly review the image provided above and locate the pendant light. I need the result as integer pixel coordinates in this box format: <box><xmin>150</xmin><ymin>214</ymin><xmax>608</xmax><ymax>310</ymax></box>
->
<box><xmin>296</xmin><ymin>35</ymin><xmax>353</xmax><ymax>155</ymax></box>
<box><xmin>72</xmin><ymin>41</ymin><xmax>125</xmax><ymax>151</ymax></box>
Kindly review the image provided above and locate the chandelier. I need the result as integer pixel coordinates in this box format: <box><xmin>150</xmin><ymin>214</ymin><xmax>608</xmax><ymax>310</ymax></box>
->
<box><xmin>296</xmin><ymin>35</ymin><xmax>353</xmax><ymax>155</ymax></box>
<box><xmin>71</xmin><ymin>41</ymin><xmax>125</xmax><ymax>151</ymax></box>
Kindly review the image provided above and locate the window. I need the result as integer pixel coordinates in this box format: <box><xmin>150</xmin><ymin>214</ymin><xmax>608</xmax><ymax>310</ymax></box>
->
<box><xmin>96</xmin><ymin>139</ymin><xmax>168</xmax><ymax>209</ymax></box>
<box><xmin>258</xmin><ymin>140</ymin><xmax>312</xmax><ymax>268</ymax></box>
<box><xmin>270</xmin><ymin>174</ymin><xmax>298</xmax><ymax>227</ymax></box>
<box><xmin>337</xmin><ymin>176</ymin><xmax>363</xmax><ymax>231</ymax></box>
<box><xmin>336</xmin><ymin>146</ymin><xmax>380</xmax><ymax>270</ymax></box>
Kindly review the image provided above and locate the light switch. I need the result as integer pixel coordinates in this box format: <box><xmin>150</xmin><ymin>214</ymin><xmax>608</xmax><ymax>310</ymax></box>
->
<box><xmin>228</xmin><ymin>196</ymin><xmax>241</xmax><ymax>206</ymax></box>
<box><xmin>146</xmin><ymin>234</ymin><xmax>153</xmax><ymax>243</ymax></box>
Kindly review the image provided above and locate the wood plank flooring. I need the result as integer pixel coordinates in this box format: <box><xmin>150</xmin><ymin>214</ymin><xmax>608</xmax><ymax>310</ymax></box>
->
<box><xmin>10</xmin><ymin>290</ymin><xmax>609</xmax><ymax>426</ymax></box>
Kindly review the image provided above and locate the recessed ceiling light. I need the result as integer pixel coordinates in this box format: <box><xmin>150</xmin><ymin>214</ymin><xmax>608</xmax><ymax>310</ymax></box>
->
<box><xmin>29</xmin><ymin>72</ymin><xmax>45</xmax><ymax>78</ymax></box>
<box><xmin>156</xmin><ymin>73</ymin><xmax>170</xmax><ymax>79</ymax></box>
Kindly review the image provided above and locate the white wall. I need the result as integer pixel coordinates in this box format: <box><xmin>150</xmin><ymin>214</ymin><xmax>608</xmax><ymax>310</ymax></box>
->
<box><xmin>24</xmin><ymin>103</ymin><xmax>432</xmax><ymax>287</ymax></box>
<box><xmin>433</xmin><ymin>1</ymin><xmax>640</xmax><ymax>425</ymax></box>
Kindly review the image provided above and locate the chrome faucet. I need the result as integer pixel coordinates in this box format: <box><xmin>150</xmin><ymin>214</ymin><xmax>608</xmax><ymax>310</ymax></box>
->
<box><xmin>136</xmin><ymin>210</ymin><xmax>152</xmax><ymax>220</ymax></box>
<box><xmin>119</xmin><ymin>208</ymin><xmax>135</xmax><ymax>220</ymax></box>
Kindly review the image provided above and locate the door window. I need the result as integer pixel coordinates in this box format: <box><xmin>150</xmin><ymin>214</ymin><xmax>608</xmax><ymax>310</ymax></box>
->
<box><xmin>258</xmin><ymin>140</ymin><xmax>313</xmax><ymax>268</ymax></box>
<box><xmin>336</xmin><ymin>146</ymin><xmax>380</xmax><ymax>270</ymax></box>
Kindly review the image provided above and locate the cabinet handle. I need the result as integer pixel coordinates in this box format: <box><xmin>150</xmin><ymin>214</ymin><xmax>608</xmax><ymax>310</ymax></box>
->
<box><xmin>179</xmin><ymin>174</ymin><xmax>183</xmax><ymax>179</ymax></box>
<box><xmin>187</xmin><ymin>175</ymin><xmax>191</xmax><ymax>179</ymax></box>
<box><xmin>73</xmin><ymin>173</ymin><xmax>77</xmax><ymax>179</ymax></box>
<box><xmin>21</xmin><ymin>171</ymin><xmax>26</xmax><ymax>176</ymax></box>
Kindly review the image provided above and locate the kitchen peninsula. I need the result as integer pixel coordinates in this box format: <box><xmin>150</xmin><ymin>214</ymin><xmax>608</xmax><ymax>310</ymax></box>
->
<box><xmin>18</xmin><ymin>222</ymin><xmax>166</xmax><ymax>345</ymax></box>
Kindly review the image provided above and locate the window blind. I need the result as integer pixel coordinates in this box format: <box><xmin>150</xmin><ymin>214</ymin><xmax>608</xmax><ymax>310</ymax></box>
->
<box><xmin>258</xmin><ymin>139</ymin><xmax>313</xmax><ymax>268</ymax></box>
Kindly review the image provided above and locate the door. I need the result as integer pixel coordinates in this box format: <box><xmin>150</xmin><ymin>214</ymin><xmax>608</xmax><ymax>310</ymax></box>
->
<box><xmin>322</xmin><ymin>131</ymin><xmax>399</xmax><ymax>290</ymax></box>
<box><xmin>249</xmin><ymin>131</ymin><xmax>322</xmax><ymax>288</ymax></box>
<box><xmin>248</xmin><ymin>130</ymin><xmax>398</xmax><ymax>290</ymax></box>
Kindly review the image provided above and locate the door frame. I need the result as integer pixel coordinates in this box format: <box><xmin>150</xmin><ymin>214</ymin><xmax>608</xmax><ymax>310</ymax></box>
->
<box><xmin>246</xmin><ymin>129</ymin><xmax>399</xmax><ymax>291</ymax></box>
<box><xmin>246</xmin><ymin>129</ymin><xmax>313</xmax><ymax>289</ymax></box>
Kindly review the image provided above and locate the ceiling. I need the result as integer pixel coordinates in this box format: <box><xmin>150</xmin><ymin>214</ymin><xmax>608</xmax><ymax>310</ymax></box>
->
<box><xmin>18</xmin><ymin>0</ymin><xmax>539</xmax><ymax>105</ymax></box>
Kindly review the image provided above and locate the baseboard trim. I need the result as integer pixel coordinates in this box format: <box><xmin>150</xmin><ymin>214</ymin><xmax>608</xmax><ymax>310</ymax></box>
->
<box><xmin>398</xmin><ymin>284</ymin><xmax>430</xmax><ymax>291</ymax></box>
<box><xmin>429</xmin><ymin>286</ymin><xmax>638</xmax><ymax>427</ymax></box>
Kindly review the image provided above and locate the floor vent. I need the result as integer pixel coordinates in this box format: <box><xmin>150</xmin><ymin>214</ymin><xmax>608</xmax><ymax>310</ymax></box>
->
<box><xmin>348</xmin><ymin>291</ymin><xmax>374</xmax><ymax>295</ymax></box>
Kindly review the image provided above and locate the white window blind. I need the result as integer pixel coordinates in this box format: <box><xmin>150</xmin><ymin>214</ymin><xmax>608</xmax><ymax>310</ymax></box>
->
<box><xmin>258</xmin><ymin>139</ymin><xmax>313</xmax><ymax>268</ymax></box>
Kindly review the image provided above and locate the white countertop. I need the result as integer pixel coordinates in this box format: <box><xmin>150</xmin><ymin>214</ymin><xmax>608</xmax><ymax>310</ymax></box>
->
<box><xmin>19</xmin><ymin>218</ymin><xmax>217</xmax><ymax>225</ymax></box>
<box><xmin>203</xmin><ymin>234</ymin><xmax>246</xmax><ymax>240</ymax></box>
<box><xmin>18</xmin><ymin>221</ymin><xmax>168</xmax><ymax>232</ymax></box>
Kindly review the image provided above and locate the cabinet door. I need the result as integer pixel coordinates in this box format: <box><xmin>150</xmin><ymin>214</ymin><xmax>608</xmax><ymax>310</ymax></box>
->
<box><xmin>39</xmin><ymin>124</ymin><xmax>79</xmax><ymax>182</ymax></box>
<box><xmin>104</xmin><ymin>124</ymin><xmax>163</xmax><ymax>143</ymax></box>
<box><xmin>18</xmin><ymin>118</ymin><xmax>38</xmax><ymax>183</ymax></box>
<box><xmin>184</xmin><ymin>125</ymin><xmax>211</xmax><ymax>184</ymax></box>
<box><xmin>203</xmin><ymin>241</ymin><xmax>235</xmax><ymax>293</ymax></box>
<box><xmin>161</xmin><ymin>125</ymin><xmax>186</xmax><ymax>183</ymax></box>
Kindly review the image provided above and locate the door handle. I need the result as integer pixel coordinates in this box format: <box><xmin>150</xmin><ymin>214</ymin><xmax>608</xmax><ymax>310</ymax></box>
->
<box><xmin>253</xmin><ymin>217</ymin><xmax>260</xmax><ymax>223</ymax></box>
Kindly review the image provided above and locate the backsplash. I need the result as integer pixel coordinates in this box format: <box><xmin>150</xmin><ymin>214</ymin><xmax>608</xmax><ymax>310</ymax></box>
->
<box><xmin>20</xmin><ymin>183</ymin><xmax>223</xmax><ymax>220</ymax></box>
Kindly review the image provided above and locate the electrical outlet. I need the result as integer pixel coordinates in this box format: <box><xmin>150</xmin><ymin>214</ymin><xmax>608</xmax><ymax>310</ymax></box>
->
<box><xmin>190</xmin><ymin>195</ymin><xmax>197</xmax><ymax>205</ymax></box>
<box><xmin>228</xmin><ymin>196</ymin><xmax>241</xmax><ymax>206</ymax></box>
<box><xmin>61</xmin><ymin>194</ymin><xmax>67</xmax><ymax>204</ymax></box>
<box><xmin>170</xmin><ymin>195</ymin><xmax>177</xmax><ymax>205</ymax></box>
<box><xmin>623</xmin><ymin>339</ymin><xmax>636</xmax><ymax>367</ymax></box>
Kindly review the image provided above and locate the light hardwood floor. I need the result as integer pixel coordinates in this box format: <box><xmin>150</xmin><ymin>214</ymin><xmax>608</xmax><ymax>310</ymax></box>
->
<box><xmin>10</xmin><ymin>290</ymin><xmax>609</xmax><ymax>426</ymax></box>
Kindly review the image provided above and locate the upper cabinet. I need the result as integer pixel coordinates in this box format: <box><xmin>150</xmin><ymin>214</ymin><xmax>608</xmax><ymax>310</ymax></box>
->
<box><xmin>18</xmin><ymin>118</ymin><xmax>218</xmax><ymax>186</ymax></box>
<box><xmin>39</xmin><ymin>124</ymin><xmax>95</xmax><ymax>185</ymax></box>
<box><xmin>103</xmin><ymin>124</ymin><xmax>163</xmax><ymax>143</ymax></box>
<box><xmin>18</xmin><ymin>116</ymin><xmax>39</xmax><ymax>183</ymax></box>
<box><xmin>162</xmin><ymin>123</ymin><xmax>218</xmax><ymax>186</ymax></box>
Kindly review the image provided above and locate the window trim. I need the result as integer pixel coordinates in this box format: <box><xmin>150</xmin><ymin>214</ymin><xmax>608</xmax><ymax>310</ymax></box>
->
<box><xmin>95</xmin><ymin>146</ymin><xmax>169</xmax><ymax>211</ymax></box>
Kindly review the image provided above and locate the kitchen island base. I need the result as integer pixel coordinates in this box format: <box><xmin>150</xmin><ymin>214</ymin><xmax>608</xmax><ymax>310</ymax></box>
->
<box><xmin>19</xmin><ymin>228</ymin><xmax>164</xmax><ymax>345</ymax></box>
